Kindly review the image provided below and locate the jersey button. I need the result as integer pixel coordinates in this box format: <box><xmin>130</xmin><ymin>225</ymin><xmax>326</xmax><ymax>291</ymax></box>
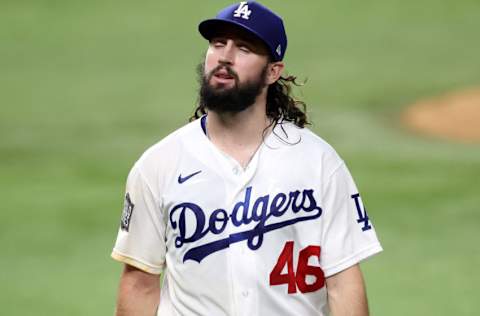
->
<box><xmin>242</xmin><ymin>290</ymin><xmax>249</xmax><ymax>297</ymax></box>
<box><xmin>233</xmin><ymin>167</ymin><xmax>239</xmax><ymax>175</ymax></box>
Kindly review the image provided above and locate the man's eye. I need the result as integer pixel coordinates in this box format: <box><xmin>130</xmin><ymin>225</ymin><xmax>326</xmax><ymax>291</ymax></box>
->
<box><xmin>239</xmin><ymin>46</ymin><xmax>251</xmax><ymax>53</ymax></box>
<box><xmin>212</xmin><ymin>40</ymin><xmax>226</xmax><ymax>47</ymax></box>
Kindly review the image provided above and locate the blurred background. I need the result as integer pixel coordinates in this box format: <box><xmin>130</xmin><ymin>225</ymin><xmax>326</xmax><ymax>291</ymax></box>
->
<box><xmin>1</xmin><ymin>0</ymin><xmax>479</xmax><ymax>314</ymax></box>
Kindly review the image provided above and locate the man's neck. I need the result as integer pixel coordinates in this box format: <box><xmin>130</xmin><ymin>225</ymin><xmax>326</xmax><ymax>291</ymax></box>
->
<box><xmin>205</xmin><ymin>95</ymin><xmax>272</xmax><ymax>167</ymax></box>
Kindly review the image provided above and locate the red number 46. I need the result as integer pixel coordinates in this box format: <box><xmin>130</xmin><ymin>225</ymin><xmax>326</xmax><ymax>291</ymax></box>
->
<box><xmin>269</xmin><ymin>241</ymin><xmax>325</xmax><ymax>294</ymax></box>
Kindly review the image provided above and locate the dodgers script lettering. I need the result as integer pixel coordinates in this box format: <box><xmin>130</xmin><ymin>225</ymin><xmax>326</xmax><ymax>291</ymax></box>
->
<box><xmin>169</xmin><ymin>186</ymin><xmax>322</xmax><ymax>263</ymax></box>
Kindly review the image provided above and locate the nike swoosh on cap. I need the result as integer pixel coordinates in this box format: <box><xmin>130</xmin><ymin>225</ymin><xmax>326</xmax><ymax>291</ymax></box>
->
<box><xmin>178</xmin><ymin>170</ymin><xmax>202</xmax><ymax>184</ymax></box>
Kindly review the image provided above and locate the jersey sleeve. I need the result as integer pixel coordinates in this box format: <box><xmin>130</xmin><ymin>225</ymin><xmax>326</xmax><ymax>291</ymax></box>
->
<box><xmin>111</xmin><ymin>164</ymin><xmax>166</xmax><ymax>275</ymax></box>
<box><xmin>320</xmin><ymin>162</ymin><xmax>382</xmax><ymax>277</ymax></box>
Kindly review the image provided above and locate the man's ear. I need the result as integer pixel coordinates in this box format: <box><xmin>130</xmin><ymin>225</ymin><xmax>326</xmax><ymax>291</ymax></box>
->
<box><xmin>266</xmin><ymin>62</ymin><xmax>285</xmax><ymax>85</ymax></box>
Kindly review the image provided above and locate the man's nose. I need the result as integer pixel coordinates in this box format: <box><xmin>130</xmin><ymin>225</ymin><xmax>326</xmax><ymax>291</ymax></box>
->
<box><xmin>219</xmin><ymin>40</ymin><xmax>235</xmax><ymax>65</ymax></box>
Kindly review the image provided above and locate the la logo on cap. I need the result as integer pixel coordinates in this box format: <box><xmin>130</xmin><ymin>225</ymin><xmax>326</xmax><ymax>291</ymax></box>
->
<box><xmin>233</xmin><ymin>2</ymin><xmax>252</xmax><ymax>20</ymax></box>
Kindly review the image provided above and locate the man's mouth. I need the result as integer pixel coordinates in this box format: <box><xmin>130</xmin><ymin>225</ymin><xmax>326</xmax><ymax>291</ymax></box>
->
<box><xmin>213</xmin><ymin>67</ymin><xmax>236</xmax><ymax>79</ymax></box>
<box><xmin>214</xmin><ymin>71</ymin><xmax>234</xmax><ymax>80</ymax></box>
<box><xmin>210</xmin><ymin>68</ymin><xmax>237</xmax><ymax>86</ymax></box>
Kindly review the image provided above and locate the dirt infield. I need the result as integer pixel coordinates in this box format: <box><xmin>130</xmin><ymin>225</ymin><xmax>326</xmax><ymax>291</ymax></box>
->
<box><xmin>402</xmin><ymin>88</ymin><xmax>480</xmax><ymax>143</ymax></box>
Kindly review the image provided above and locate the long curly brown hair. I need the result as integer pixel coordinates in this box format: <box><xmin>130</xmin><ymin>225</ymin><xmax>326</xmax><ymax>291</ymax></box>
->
<box><xmin>189</xmin><ymin>73</ymin><xmax>309</xmax><ymax>128</ymax></box>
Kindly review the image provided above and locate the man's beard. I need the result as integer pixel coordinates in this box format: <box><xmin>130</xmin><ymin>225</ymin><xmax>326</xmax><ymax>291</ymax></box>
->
<box><xmin>197</xmin><ymin>63</ymin><xmax>268</xmax><ymax>114</ymax></box>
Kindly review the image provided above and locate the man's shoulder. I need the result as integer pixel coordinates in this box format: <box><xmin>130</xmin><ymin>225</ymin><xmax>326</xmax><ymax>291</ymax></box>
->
<box><xmin>275</xmin><ymin>121</ymin><xmax>339</xmax><ymax>155</ymax></box>
<box><xmin>147</xmin><ymin>119</ymin><xmax>199</xmax><ymax>151</ymax></box>
<box><xmin>271</xmin><ymin>121</ymin><xmax>345</xmax><ymax>175</ymax></box>
<box><xmin>133</xmin><ymin>119</ymin><xmax>202</xmax><ymax>172</ymax></box>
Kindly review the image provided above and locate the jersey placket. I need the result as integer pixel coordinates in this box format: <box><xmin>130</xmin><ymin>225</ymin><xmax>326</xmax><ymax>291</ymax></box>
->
<box><xmin>200</xmin><ymin>124</ymin><xmax>269</xmax><ymax>316</ymax></box>
<box><xmin>222</xmin><ymin>148</ymin><xmax>261</xmax><ymax>316</ymax></box>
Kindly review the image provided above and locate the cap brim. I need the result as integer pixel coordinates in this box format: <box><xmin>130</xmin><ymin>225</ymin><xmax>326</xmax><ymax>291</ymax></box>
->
<box><xmin>198</xmin><ymin>19</ymin><xmax>276</xmax><ymax>60</ymax></box>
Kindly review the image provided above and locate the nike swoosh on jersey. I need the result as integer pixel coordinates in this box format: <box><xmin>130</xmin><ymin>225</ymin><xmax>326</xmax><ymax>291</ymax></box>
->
<box><xmin>178</xmin><ymin>170</ymin><xmax>202</xmax><ymax>184</ymax></box>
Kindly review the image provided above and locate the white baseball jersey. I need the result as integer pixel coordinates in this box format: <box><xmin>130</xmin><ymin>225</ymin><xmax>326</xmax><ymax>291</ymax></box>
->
<box><xmin>112</xmin><ymin>116</ymin><xmax>382</xmax><ymax>316</ymax></box>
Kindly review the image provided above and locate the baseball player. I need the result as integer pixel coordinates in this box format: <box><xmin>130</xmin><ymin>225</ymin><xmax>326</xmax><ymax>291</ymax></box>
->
<box><xmin>112</xmin><ymin>2</ymin><xmax>382</xmax><ymax>316</ymax></box>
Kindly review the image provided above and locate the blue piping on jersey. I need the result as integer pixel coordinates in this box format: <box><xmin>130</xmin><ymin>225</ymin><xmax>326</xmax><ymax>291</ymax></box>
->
<box><xmin>201</xmin><ymin>115</ymin><xmax>207</xmax><ymax>136</ymax></box>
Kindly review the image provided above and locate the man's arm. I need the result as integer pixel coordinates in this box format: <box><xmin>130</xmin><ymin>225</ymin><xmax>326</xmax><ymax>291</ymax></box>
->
<box><xmin>326</xmin><ymin>264</ymin><xmax>369</xmax><ymax>316</ymax></box>
<box><xmin>115</xmin><ymin>264</ymin><xmax>161</xmax><ymax>316</ymax></box>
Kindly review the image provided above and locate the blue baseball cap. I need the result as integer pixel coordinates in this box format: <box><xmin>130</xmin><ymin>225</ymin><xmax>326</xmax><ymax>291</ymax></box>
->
<box><xmin>198</xmin><ymin>1</ymin><xmax>287</xmax><ymax>61</ymax></box>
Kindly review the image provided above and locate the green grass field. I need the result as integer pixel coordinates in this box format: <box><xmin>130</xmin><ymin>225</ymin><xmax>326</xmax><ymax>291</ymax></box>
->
<box><xmin>1</xmin><ymin>0</ymin><xmax>480</xmax><ymax>314</ymax></box>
